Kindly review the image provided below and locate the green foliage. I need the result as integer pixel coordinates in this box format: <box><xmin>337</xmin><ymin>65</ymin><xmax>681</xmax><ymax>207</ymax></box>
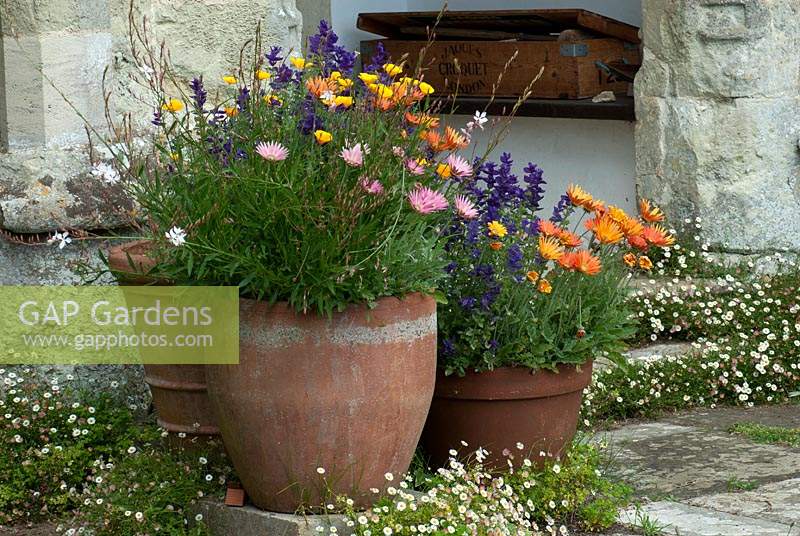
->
<box><xmin>728</xmin><ymin>422</ymin><xmax>800</xmax><ymax>448</ymax></box>
<box><xmin>725</xmin><ymin>476</ymin><xmax>759</xmax><ymax>492</ymax></box>
<box><xmin>0</xmin><ymin>369</ymin><xmax>149</xmax><ymax>524</ymax></box>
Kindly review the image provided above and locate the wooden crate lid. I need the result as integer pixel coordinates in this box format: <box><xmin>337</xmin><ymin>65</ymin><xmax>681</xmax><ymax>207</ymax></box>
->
<box><xmin>357</xmin><ymin>9</ymin><xmax>640</xmax><ymax>44</ymax></box>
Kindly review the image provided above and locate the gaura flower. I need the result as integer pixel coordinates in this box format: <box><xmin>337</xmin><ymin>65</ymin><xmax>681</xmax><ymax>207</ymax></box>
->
<box><xmin>445</xmin><ymin>154</ymin><xmax>473</xmax><ymax>178</ymax></box>
<box><xmin>392</xmin><ymin>146</ymin><xmax>405</xmax><ymax>158</ymax></box>
<box><xmin>538</xmin><ymin>236</ymin><xmax>565</xmax><ymax>261</ymax></box>
<box><xmin>222</xmin><ymin>75</ymin><xmax>238</xmax><ymax>85</ymax></box>
<box><xmin>161</xmin><ymin>98</ymin><xmax>184</xmax><ymax>113</ymax></box>
<box><xmin>340</xmin><ymin>143</ymin><xmax>365</xmax><ymax>167</ymax></box>
<box><xmin>48</xmin><ymin>231</ymin><xmax>72</xmax><ymax>250</ymax></box>
<box><xmin>639</xmin><ymin>199</ymin><xmax>665</xmax><ymax>222</ymax></box>
<box><xmin>358</xmin><ymin>72</ymin><xmax>379</xmax><ymax>85</ymax></box>
<box><xmin>566</xmin><ymin>184</ymin><xmax>593</xmax><ymax>209</ymax></box>
<box><xmin>436</xmin><ymin>163</ymin><xmax>452</xmax><ymax>178</ymax></box>
<box><xmin>255</xmin><ymin>141</ymin><xmax>289</xmax><ymax>162</ymax></box>
<box><xmin>454</xmin><ymin>195</ymin><xmax>478</xmax><ymax>220</ymax></box>
<box><xmin>593</xmin><ymin>215</ymin><xmax>624</xmax><ymax>245</ymax></box>
<box><xmin>487</xmin><ymin>220</ymin><xmax>508</xmax><ymax>238</ymax></box>
<box><xmin>360</xmin><ymin>177</ymin><xmax>384</xmax><ymax>195</ymax></box>
<box><xmin>467</xmin><ymin>110</ymin><xmax>488</xmax><ymax>130</ymax></box>
<box><xmin>526</xmin><ymin>270</ymin><xmax>540</xmax><ymax>283</ymax></box>
<box><xmin>289</xmin><ymin>57</ymin><xmax>308</xmax><ymax>70</ymax></box>
<box><xmin>314</xmin><ymin>130</ymin><xmax>332</xmax><ymax>144</ymax></box>
<box><xmin>623</xmin><ymin>252</ymin><xmax>637</xmax><ymax>267</ymax></box>
<box><xmin>165</xmin><ymin>226</ymin><xmax>187</xmax><ymax>247</ymax></box>
<box><xmin>537</xmin><ymin>279</ymin><xmax>552</xmax><ymax>294</ymax></box>
<box><xmin>408</xmin><ymin>186</ymin><xmax>448</xmax><ymax>214</ymax></box>
<box><xmin>384</xmin><ymin>63</ymin><xmax>403</xmax><ymax>76</ymax></box>
<box><xmin>489</xmin><ymin>241</ymin><xmax>503</xmax><ymax>251</ymax></box>
<box><xmin>256</xmin><ymin>69</ymin><xmax>271</xmax><ymax>80</ymax></box>
<box><xmin>642</xmin><ymin>224</ymin><xmax>675</xmax><ymax>247</ymax></box>
<box><xmin>639</xmin><ymin>255</ymin><xmax>654</xmax><ymax>270</ymax></box>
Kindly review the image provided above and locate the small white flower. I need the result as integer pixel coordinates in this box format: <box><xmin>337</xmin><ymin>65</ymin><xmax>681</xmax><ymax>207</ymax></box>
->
<box><xmin>135</xmin><ymin>511</ymin><xmax>144</xmax><ymax>521</ymax></box>
<box><xmin>49</xmin><ymin>231</ymin><xmax>72</xmax><ymax>250</ymax></box>
<box><xmin>91</xmin><ymin>162</ymin><xmax>121</xmax><ymax>185</ymax></box>
<box><xmin>165</xmin><ymin>226</ymin><xmax>187</xmax><ymax>247</ymax></box>
<box><xmin>384</xmin><ymin>472</ymin><xmax>394</xmax><ymax>482</ymax></box>
<box><xmin>316</xmin><ymin>467</ymin><xmax>326</xmax><ymax>475</ymax></box>
<box><xmin>195</xmin><ymin>513</ymin><xmax>203</xmax><ymax>521</ymax></box>
<box><xmin>552</xmin><ymin>464</ymin><xmax>561</xmax><ymax>474</ymax></box>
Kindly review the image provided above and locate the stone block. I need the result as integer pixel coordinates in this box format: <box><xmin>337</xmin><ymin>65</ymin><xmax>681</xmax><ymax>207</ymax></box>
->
<box><xmin>194</xmin><ymin>500</ymin><xmax>353</xmax><ymax>536</ymax></box>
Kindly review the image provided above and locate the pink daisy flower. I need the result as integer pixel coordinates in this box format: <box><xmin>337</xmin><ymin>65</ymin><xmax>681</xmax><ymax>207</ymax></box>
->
<box><xmin>454</xmin><ymin>195</ymin><xmax>478</xmax><ymax>219</ymax></box>
<box><xmin>255</xmin><ymin>141</ymin><xmax>288</xmax><ymax>161</ymax></box>
<box><xmin>408</xmin><ymin>186</ymin><xmax>448</xmax><ymax>214</ymax></box>
<box><xmin>360</xmin><ymin>177</ymin><xmax>384</xmax><ymax>195</ymax></box>
<box><xmin>340</xmin><ymin>143</ymin><xmax>365</xmax><ymax>167</ymax></box>
<box><xmin>405</xmin><ymin>158</ymin><xmax>426</xmax><ymax>176</ymax></box>
<box><xmin>446</xmin><ymin>154</ymin><xmax>473</xmax><ymax>178</ymax></box>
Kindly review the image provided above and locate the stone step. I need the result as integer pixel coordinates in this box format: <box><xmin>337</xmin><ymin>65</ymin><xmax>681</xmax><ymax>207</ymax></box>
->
<box><xmin>595</xmin><ymin>341</ymin><xmax>697</xmax><ymax>371</ymax></box>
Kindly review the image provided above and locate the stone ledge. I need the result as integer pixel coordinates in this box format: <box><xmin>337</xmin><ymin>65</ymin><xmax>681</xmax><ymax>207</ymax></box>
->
<box><xmin>194</xmin><ymin>500</ymin><xmax>353</xmax><ymax>536</ymax></box>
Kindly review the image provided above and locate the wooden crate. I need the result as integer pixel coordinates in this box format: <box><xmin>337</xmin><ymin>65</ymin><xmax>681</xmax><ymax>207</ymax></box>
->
<box><xmin>358</xmin><ymin>9</ymin><xmax>641</xmax><ymax>99</ymax></box>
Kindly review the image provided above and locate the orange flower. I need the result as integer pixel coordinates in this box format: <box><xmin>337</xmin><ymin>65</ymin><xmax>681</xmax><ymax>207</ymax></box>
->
<box><xmin>444</xmin><ymin>126</ymin><xmax>469</xmax><ymax>150</ymax></box>
<box><xmin>404</xmin><ymin>111</ymin><xmax>440</xmax><ymax>129</ymax></box>
<box><xmin>623</xmin><ymin>252</ymin><xmax>637</xmax><ymax>267</ymax></box>
<box><xmin>306</xmin><ymin>76</ymin><xmax>334</xmax><ymax>97</ymax></box>
<box><xmin>566</xmin><ymin>184</ymin><xmax>593</xmax><ymax>209</ymax></box>
<box><xmin>639</xmin><ymin>255</ymin><xmax>653</xmax><ymax>270</ymax></box>
<box><xmin>224</xmin><ymin>106</ymin><xmax>238</xmax><ymax>117</ymax></box>
<box><xmin>558</xmin><ymin>252</ymin><xmax>576</xmax><ymax>270</ymax></box>
<box><xmin>587</xmin><ymin>199</ymin><xmax>607</xmax><ymax>214</ymax></box>
<box><xmin>592</xmin><ymin>215</ymin><xmax>624</xmax><ymax>245</ymax></box>
<box><xmin>558</xmin><ymin>230</ymin><xmax>582</xmax><ymax>249</ymax></box>
<box><xmin>425</xmin><ymin>130</ymin><xmax>447</xmax><ymax>152</ymax></box>
<box><xmin>489</xmin><ymin>241</ymin><xmax>503</xmax><ymax>251</ymax></box>
<box><xmin>571</xmin><ymin>250</ymin><xmax>602</xmax><ymax>275</ymax></box>
<box><xmin>374</xmin><ymin>97</ymin><xmax>396</xmax><ymax>111</ymax></box>
<box><xmin>584</xmin><ymin>217</ymin><xmax>599</xmax><ymax>232</ymax></box>
<box><xmin>526</xmin><ymin>270</ymin><xmax>540</xmax><ymax>283</ymax></box>
<box><xmin>608</xmin><ymin>205</ymin><xmax>629</xmax><ymax>223</ymax></box>
<box><xmin>639</xmin><ymin>199</ymin><xmax>665</xmax><ymax>222</ymax></box>
<box><xmin>628</xmin><ymin>234</ymin><xmax>649</xmax><ymax>250</ymax></box>
<box><xmin>619</xmin><ymin>216</ymin><xmax>645</xmax><ymax>238</ymax></box>
<box><xmin>538</xmin><ymin>236</ymin><xmax>565</xmax><ymax>261</ymax></box>
<box><xmin>642</xmin><ymin>224</ymin><xmax>675</xmax><ymax>247</ymax></box>
<box><xmin>538</xmin><ymin>279</ymin><xmax>553</xmax><ymax>294</ymax></box>
<box><xmin>538</xmin><ymin>220</ymin><xmax>561</xmax><ymax>236</ymax></box>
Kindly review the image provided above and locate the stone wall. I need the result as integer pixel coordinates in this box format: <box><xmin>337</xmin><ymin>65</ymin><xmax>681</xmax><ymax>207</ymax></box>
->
<box><xmin>636</xmin><ymin>0</ymin><xmax>800</xmax><ymax>254</ymax></box>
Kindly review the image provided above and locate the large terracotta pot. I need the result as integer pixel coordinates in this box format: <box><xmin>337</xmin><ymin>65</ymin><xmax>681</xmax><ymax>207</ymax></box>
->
<box><xmin>107</xmin><ymin>241</ymin><xmax>219</xmax><ymax>441</ymax></box>
<box><xmin>421</xmin><ymin>362</ymin><xmax>592</xmax><ymax>469</ymax></box>
<box><xmin>205</xmin><ymin>293</ymin><xmax>437</xmax><ymax>512</ymax></box>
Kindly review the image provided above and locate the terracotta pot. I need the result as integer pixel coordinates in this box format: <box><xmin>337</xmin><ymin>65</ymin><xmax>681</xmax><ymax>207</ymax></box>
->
<box><xmin>107</xmin><ymin>241</ymin><xmax>219</xmax><ymax>442</ymax></box>
<box><xmin>421</xmin><ymin>362</ymin><xmax>592</xmax><ymax>469</ymax></box>
<box><xmin>205</xmin><ymin>293</ymin><xmax>437</xmax><ymax>512</ymax></box>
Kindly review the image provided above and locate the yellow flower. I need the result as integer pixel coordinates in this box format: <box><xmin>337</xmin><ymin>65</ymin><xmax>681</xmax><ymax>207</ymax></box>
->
<box><xmin>169</xmin><ymin>152</ymin><xmax>181</xmax><ymax>162</ymax></box>
<box><xmin>608</xmin><ymin>205</ymin><xmax>629</xmax><ymax>223</ymax></box>
<box><xmin>418</xmin><ymin>81</ymin><xmax>434</xmax><ymax>95</ymax></box>
<box><xmin>526</xmin><ymin>270</ymin><xmax>540</xmax><ymax>283</ymax></box>
<box><xmin>328</xmin><ymin>71</ymin><xmax>342</xmax><ymax>80</ymax></box>
<box><xmin>256</xmin><ymin>69</ymin><xmax>271</xmax><ymax>80</ymax></box>
<box><xmin>222</xmin><ymin>75</ymin><xmax>238</xmax><ymax>85</ymax></box>
<box><xmin>593</xmin><ymin>215</ymin><xmax>624</xmax><ymax>245</ymax></box>
<box><xmin>337</xmin><ymin>78</ymin><xmax>353</xmax><ymax>90</ymax></box>
<box><xmin>538</xmin><ymin>236</ymin><xmax>565</xmax><ymax>261</ymax></box>
<box><xmin>638</xmin><ymin>255</ymin><xmax>653</xmax><ymax>270</ymax></box>
<box><xmin>224</xmin><ymin>106</ymin><xmax>238</xmax><ymax>117</ymax></box>
<box><xmin>161</xmin><ymin>98</ymin><xmax>184</xmax><ymax>113</ymax></box>
<box><xmin>487</xmin><ymin>220</ymin><xmax>508</xmax><ymax>238</ymax></box>
<box><xmin>314</xmin><ymin>129</ymin><xmax>332</xmax><ymax>144</ymax></box>
<box><xmin>264</xmin><ymin>94</ymin><xmax>283</xmax><ymax>105</ymax></box>
<box><xmin>333</xmin><ymin>95</ymin><xmax>353</xmax><ymax>108</ymax></box>
<box><xmin>290</xmin><ymin>57</ymin><xmax>308</xmax><ymax>70</ymax></box>
<box><xmin>384</xmin><ymin>63</ymin><xmax>403</xmax><ymax>76</ymax></box>
<box><xmin>368</xmin><ymin>83</ymin><xmax>394</xmax><ymax>99</ymax></box>
<box><xmin>623</xmin><ymin>252</ymin><xmax>637</xmax><ymax>267</ymax></box>
<box><xmin>359</xmin><ymin>72</ymin><xmax>379</xmax><ymax>85</ymax></box>
<box><xmin>538</xmin><ymin>279</ymin><xmax>553</xmax><ymax>294</ymax></box>
<box><xmin>436</xmin><ymin>163</ymin><xmax>452</xmax><ymax>178</ymax></box>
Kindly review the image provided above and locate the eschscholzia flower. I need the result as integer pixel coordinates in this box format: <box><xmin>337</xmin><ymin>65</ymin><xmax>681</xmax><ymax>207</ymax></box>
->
<box><xmin>436</xmin><ymin>163</ymin><xmax>452</xmax><ymax>178</ymax></box>
<box><xmin>446</xmin><ymin>154</ymin><xmax>473</xmax><ymax>178</ymax></box>
<box><xmin>642</xmin><ymin>224</ymin><xmax>675</xmax><ymax>247</ymax></box>
<box><xmin>358</xmin><ymin>72</ymin><xmax>379</xmax><ymax>85</ymax></box>
<box><xmin>538</xmin><ymin>279</ymin><xmax>552</xmax><ymax>294</ymax></box>
<box><xmin>454</xmin><ymin>195</ymin><xmax>478</xmax><ymax>220</ymax></box>
<box><xmin>161</xmin><ymin>98</ymin><xmax>184</xmax><ymax>113</ymax></box>
<box><xmin>526</xmin><ymin>270</ymin><xmax>539</xmax><ymax>283</ymax></box>
<box><xmin>165</xmin><ymin>226</ymin><xmax>187</xmax><ymax>247</ymax></box>
<box><xmin>224</xmin><ymin>106</ymin><xmax>238</xmax><ymax>117</ymax></box>
<box><xmin>368</xmin><ymin>83</ymin><xmax>394</xmax><ymax>99</ymax></box>
<box><xmin>332</xmin><ymin>95</ymin><xmax>353</xmax><ymax>108</ymax></box>
<box><xmin>639</xmin><ymin>199</ymin><xmax>665</xmax><ymax>222</ymax></box>
<box><xmin>538</xmin><ymin>236</ymin><xmax>565</xmax><ymax>261</ymax></box>
<box><xmin>623</xmin><ymin>252</ymin><xmax>637</xmax><ymax>267</ymax></box>
<box><xmin>408</xmin><ymin>186</ymin><xmax>448</xmax><ymax>214</ymax></box>
<box><xmin>314</xmin><ymin>130</ymin><xmax>332</xmax><ymax>144</ymax></box>
<box><xmin>566</xmin><ymin>184</ymin><xmax>593</xmax><ymax>209</ymax></box>
<box><xmin>418</xmin><ymin>81</ymin><xmax>434</xmax><ymax>95</ymax></box>
<box><xmin>340</xmin><ymin>143</ymin><xmax>365</xmax><ymax>167</ymax></box>
<box><xmin>256</xmin><ymin>69</ymin><xmax>271</xmax><ymax>80</ymax></box>
<box><xmin>360</xmin><ymin>177</ymin><xmax>384</xmax><ymax>195</ymax></box>
<box><xmin>384</xmin><ymin>63</ymin><xmax>403</xmax><ymax>76</ymax></box>
<box><xmin>289</xmin><ymin>57</ymin><xmax>308</xmax><ymax>70</ymax></box>
<box><xmin>593</xmin><ymin>215</ymin><xmax>624</xmax><ymax>244</ymax></box>
<box><xmin>255</xmin><ymin>141</ymin><xmax>289</xmax><ymax>162</ymax></box>
<box><xmin>487</xmin><ymin>221</ymin><xmax>508</xmax><ymax>238</ymax></box>
<box><xmin>222</xmin><ymin>75</ymin><xmax>238</xmax><ymax>85</ymax></box>
<box><xmin>639</xmin><ymin>255</ymin><xmax>654</xmax><ymax>270</ymax></box>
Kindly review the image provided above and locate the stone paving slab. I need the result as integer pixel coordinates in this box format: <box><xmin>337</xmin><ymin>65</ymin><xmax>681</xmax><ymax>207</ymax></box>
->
<box><xmin>664</xmin><ymin>404</ymin><xmax>800</xmax><ymax>432</ymax></box>
<box><xmin>686</xmin><ymin>477</ymin><xmax>800</xmax><ymax>527</ymax></box>
<box><xmin>619</xmin><ymin>501</ymin><xmax>796</xmax><ymax>536</ymax></box>
<box><xmin>600</xmin><ymin>420</ymin><xmax>800</xmax><ymax>498</ymax></box>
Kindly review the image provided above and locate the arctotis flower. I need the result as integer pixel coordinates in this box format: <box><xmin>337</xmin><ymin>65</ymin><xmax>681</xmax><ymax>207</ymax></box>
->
<box><xmin>255</xmin><ymin>141</ymin><xmax>289</xmax><ymax>162</ymax></box>
<box><xmin>537</xmin><ymin>278</ymin><xmax>552</xmax><ymax>294</ymax></box>
<box><xmin>161</xmin><ymin>98</ymin><xmax>184</xmax><ymax>113</ymax></box>
<box><xmin>408</xmin><ymin>186</ymin><xmax>448</xmax><ymax>214</ymax></box>
<box><xmin>314</xmin><ymin>130</ymin><xmax>333</xmax><ymax>145</ymax></box>
<box><xmin>638</xmin><ymin>255</ymin><xmax>654</xmax><ymax>270</ymax></box>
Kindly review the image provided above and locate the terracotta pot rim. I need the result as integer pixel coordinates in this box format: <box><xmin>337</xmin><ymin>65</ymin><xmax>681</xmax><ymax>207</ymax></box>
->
<box><xmin>433</xmin><ymin>361</ymin><xmax>593</xmax><ymax>401</ymax></box>
<box><xmin>239</xmin><ymin>291</ymin><xmax>435</xmax><ymax>316</ymax></box>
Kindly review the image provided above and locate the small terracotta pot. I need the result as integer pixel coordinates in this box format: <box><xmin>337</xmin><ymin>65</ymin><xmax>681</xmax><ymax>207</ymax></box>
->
<box><xmin>107</xmin><ymin>241</ymin><xmax>219</xmax><ymax>441</ymax></box>
<box><xmin>421</xmin><ymin>362</ymin><xmax>592</xmax><ymax>469</ymax></box>
<box><xmin>205</xmin><ymin>293</ymin><xmax>437</xmax><ymax>512</ymax></box>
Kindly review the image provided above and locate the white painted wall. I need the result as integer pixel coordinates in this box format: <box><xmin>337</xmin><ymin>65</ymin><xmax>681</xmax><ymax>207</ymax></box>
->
<box><xmin>332</xmin><ymin>0</ymin><xmax>639</xmax><ymax>212</ymax></box>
